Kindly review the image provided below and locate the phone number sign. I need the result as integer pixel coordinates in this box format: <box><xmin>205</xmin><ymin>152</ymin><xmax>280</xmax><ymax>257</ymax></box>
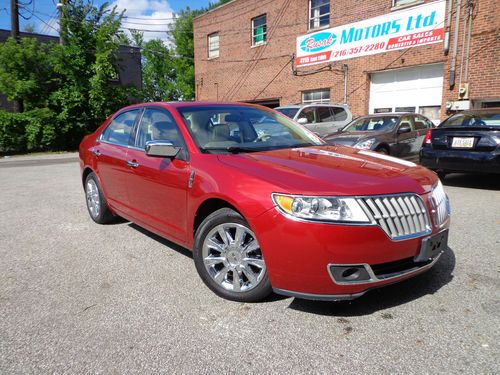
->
<box><xmin>296</xmin><ymin>0</ymin><xmax>446</xmax><ymax>67</ymax></box>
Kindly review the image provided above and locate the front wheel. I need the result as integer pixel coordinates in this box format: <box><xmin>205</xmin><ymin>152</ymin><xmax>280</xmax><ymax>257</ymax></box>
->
<box><xmin>193</xmin><ymin>208</ymin><xmax>272</xmax><ymax>302</ymax></box>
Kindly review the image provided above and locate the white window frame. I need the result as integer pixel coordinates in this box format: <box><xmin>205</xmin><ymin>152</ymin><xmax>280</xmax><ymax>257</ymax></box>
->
<box><xmin>208</xmin><ymin>32</ymin><xmax>219</xmax><ymax>59</ymax></box>
<box><xmin>392</xmin><ymin>0</ymin><xmax>421</xmax><ymax>8</ymax></box>
<box><xmin>302</xmin><ymin>89</ymin><xmax>331</xmax><ymax>104</ymax></box>
<box><xmin>252</xmin><ymin>14</ymin><xmax>267</xmax><ymax>46</ymax></box>
<box><xmin>309</xmin><ymin>0</ymin><xmax>330</xmax><ymax>30</ymax></box>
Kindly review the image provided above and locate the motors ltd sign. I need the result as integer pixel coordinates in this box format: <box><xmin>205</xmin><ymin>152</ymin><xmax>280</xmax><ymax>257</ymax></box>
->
<box><xmin>296</xmin><ymin>0</ymin><xmax>446</xmax><ymax>67</ymax></box>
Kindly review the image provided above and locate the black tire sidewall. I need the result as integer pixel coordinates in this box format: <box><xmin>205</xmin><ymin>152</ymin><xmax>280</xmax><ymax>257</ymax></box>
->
<box><xmin>193</xmin><ymin>208</ymin><xmax>272</xmax><ymax>302</ymax></box>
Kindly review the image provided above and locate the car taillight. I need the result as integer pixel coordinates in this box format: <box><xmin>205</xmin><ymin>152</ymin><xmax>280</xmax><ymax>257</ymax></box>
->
<box><xmin>424</xmin><ymin>130</ymin><xmax>432</xmax><ymax>145</ymax></box>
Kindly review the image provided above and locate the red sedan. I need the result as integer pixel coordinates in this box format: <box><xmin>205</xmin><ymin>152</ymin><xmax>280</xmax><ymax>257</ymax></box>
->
<box><xmin>79</xmin><ymin>102</ymin><xmax>451</xmax><ymax>302</ymax></box>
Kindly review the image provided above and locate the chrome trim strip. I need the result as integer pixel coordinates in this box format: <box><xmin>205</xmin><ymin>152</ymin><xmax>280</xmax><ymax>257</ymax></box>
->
<box><xmin>273</xmin><ymin>288</ymin><xmax>366</xmax><ymax>301</ymax></box>
<box><xmin>327</xmin><ymin>251</ymin><xmax>443</xmax><ymax>286</ymax></box>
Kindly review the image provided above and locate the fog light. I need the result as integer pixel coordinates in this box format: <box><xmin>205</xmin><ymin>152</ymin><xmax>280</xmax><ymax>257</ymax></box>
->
<box><xmin>329</xmin><ymin>265</ymin><xmax>372</xmax><ymax>284</ymax></box>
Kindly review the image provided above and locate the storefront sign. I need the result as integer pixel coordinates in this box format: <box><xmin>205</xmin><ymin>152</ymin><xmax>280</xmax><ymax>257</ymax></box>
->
<box><xmin>296</xmin><ymin>0</ymin><xmax>446</xmax><ymax>67</ymax></box>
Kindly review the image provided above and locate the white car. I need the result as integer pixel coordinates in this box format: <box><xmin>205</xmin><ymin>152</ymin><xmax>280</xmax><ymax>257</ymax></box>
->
<box><xmin>276</xmin><ymin>103</ymin><xmax>353</xmax><ymax>137</ymax></box>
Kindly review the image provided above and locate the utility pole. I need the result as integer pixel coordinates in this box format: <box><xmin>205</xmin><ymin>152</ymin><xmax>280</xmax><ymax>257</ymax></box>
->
<box><xmin>10</xmin><ymin>0</ymin><xmax>19</xmax><ymax>41</ymax></box>
<box><xmin>10</xmin><ymin>0</ymin><xmax>22</xmax><ymax>113</ymax></box>
<box><xmin>57</xmin><ymin>1</ymin><xmax>65</xmax><ymax>45</ymax></box>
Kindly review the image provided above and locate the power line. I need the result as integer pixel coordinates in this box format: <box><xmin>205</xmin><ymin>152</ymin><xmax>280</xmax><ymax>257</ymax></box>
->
<box><xmin>253</xmin><ymin>56</ymin><xmax>294</xmax><ymax>100</ymax></box>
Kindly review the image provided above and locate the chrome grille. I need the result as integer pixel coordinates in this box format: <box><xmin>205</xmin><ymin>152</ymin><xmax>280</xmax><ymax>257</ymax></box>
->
<box><xmin>357</xmin><ymin>194</ymin><xmax>431</xmax><ymax>240</ymax></box>
<box><xmin>430</xmin><ymin>182</ymin><xmax>449</xmax><ymax>227</ymax></box>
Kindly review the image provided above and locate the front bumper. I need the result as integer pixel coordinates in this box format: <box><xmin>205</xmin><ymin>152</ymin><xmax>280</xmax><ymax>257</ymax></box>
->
<box><xmin>250</xmin><ymin>200</ymin><xmax>449</xmax><ymax>300</ymax></box>
<box><xmin>420</xmin><ymin>147</ymin><xmax>500</xmax><ymax>174</ymax></box>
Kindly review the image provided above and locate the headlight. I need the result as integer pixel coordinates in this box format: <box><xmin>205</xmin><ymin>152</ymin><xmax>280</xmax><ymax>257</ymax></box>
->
<box><xmin>354</xmin><ymin>138</ymin><xmax>375</xmax><ymax>150</ymax></box>
<box><xmin>272</xmin><ymin>194</ymin><xmax>371</xmax><ymax>223</ymax></box>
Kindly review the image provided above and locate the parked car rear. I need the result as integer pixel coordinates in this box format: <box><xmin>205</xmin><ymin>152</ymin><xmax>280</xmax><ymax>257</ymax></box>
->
<box><xmin>275</xmin><ymin>103</ymin><xmax>352</xmax><ymax>137</ymax></box>
<box><xmin>420</xmin><ymin>110</ymin><xmax>500</xmax><ymax>178</ymax></box>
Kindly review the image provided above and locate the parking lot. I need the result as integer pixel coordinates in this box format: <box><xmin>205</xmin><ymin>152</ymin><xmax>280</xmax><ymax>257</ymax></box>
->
<box><xmin>0</xmin><ymin>157</ymin><xmax>499</xmax><ymax>374</ymax></box>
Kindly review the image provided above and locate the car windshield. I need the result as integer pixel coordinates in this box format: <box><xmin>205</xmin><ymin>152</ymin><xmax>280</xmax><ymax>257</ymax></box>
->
<box><xmin>440</xmin><ymin>113</ymin><xmax>500</xmax><ymax>127</ymax></box>
<box><xmin>342</xmin><ymin>116</ymin><xmax>399</xmax><ymax>132</ymax></box>
<box><xmin>275</xmin><ymin>107</ymin><xmax>299</xmax><ymax>119</ymax></box>
<box><xmin>177</xmin><ymin>105</ymin><xmax>324</xmax><ymax>153</ymax></box>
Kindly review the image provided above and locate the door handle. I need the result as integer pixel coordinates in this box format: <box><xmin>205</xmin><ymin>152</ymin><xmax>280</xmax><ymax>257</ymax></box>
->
<box><xmin>127</xmin><ymin>160</ymin><xmax>140</xmax><ymax>168</ymax></box>
<box><xmin>92</xmin><ymin>149</ymin><xmax>101</xmax><ymax>157</ymax></box>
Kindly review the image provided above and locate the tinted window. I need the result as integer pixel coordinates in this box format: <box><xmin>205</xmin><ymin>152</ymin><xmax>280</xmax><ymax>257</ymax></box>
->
<box><xmin>331</xmin><ymin>107</ymin><xmax>347</xmax><ymax>121</ymax></box>
<box><xmin>136</xmin><ymin>108</ymin><xmax>185</xmax><ymax>149</ymax></box>
<box><xmin>441</xmin><ymin>113</ymin><xmax>500</xmax><ymax>127</ymax></box>
<box><xmin>399</xmin><ymin>116</ymin><xmax>415</xmax><ymax>131</ymax></box>
<box><xmin>102</xmin><ymin>110</ymin><xmax>140</xmax><ymax>146</ymax></box>
<box><xmin>275</xmin><ymin>108</ymin><xmax>299</xmax><ymax>119</ymax></box>
<box><xmin>414</xmin><ymin>115</ymin><xmax>428</xmax><ymax>130</ymax></box>
<box><xmin>317</xmin><ymin>107</ymin><xmax>334</xmax><ymax>122</ymax></box>
<box><xmin>343</xmin><ymin>116</ymin><xmax>398</xmax><ymax>132</ymax></box>
<box><xmin>297</xmin><ymin>107</ymin><xmax>316</xmax><ymax>123</ymax></box>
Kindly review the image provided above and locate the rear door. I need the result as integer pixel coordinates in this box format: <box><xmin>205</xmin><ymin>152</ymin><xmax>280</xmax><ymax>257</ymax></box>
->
<box><xmin>125</xmin><ymin>107</ymin><xmax>191</xmax><ymax>242</ymax></box>
<box><xmin>95</xmin><ymin>108</ymin><xmax>141</xmax><ymax>213</ymax></box>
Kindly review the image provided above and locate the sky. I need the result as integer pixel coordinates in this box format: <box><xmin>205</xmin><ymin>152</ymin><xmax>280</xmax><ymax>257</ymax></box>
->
<box><xmin>0</xmin><ymin>0</ymin><xmax>212</xmax><ymax>41</ymax></box>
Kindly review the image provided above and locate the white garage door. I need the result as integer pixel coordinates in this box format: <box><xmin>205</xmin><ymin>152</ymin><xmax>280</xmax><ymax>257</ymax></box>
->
<box><xmin>369</xmin><ymin>64</ymin><xmax>444</xmax><ymax>124</ymax></box>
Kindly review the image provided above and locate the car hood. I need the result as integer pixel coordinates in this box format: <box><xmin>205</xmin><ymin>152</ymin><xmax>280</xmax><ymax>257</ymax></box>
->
<box><xmin>217</xmin><ymin>145</ymin><xmax>436</xmax><ymax>196</ymax></box>
<box><xmin>324</xmin><ymin>131</ymin><xmax>386</xmax><ymax>146</ymax></box>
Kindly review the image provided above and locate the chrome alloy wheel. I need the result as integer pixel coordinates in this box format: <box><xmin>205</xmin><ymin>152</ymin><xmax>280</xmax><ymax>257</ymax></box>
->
<box><xmin>202</xmin><ymin>223</ymin><xmax>266</xmax><ymax>293</ymax></box>
<box><xmin>86</xmin><ymin>179</ymin><xmax>100</xmax><ymax>218</ymax></box>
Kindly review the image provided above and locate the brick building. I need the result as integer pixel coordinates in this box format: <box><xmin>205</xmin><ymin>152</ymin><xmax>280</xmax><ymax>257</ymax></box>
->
<box><xmin>193</xmin><ymin>0</ymin><xmax>499</xmax><ymax>123</ymax></box>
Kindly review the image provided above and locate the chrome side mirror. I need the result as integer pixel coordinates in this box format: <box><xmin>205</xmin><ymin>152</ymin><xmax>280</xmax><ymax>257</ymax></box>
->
<box><xmin>297</xmin><ymin>118</ymin><xmax>308</xmax><ymax>125</ymax></box>
<box><xmin>145</xmin><ymin>140</ymin><xmax>180</xmax><ymax>158</ymax></box>
<box><xmin>398</xmin><ymin>124</ymin><xmax>412</xmax><ymax>134</ymax></box>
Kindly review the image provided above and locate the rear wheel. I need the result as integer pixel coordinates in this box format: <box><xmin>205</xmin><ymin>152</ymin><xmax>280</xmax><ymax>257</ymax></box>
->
<box><xmin>84</xmin><ymin>172</ymin><xmax>115</xmax><ymax>224</ymax></box>
<box><xmin>193</xmin><ymin>208</ymin><xmax>272</xmax><ymax>302</ymax></box>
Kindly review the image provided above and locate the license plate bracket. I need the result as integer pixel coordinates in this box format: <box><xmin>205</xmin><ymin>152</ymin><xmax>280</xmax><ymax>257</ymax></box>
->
<box><xmin>451</xmin><ymin>137</ymin><xmax>474</xmax><ymax>148</ymax></box>
<box><xmin>415</xmin><ymin>229</ymin><xmax>448</xmax><ymax>263</ymax></box>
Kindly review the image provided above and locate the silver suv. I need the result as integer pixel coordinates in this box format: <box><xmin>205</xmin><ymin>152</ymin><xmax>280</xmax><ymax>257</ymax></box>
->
<box><xmin>275</xmin><ymin>103</ymin><xmax>352</xmax><ymax>137</ymax></box>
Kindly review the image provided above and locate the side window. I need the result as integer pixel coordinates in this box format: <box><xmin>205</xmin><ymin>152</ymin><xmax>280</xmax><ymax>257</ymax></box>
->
<box><xmin>317</xmin><ymin>107</ymin><xmax>334</xmax><ymax>122</ymax></box>
<box><xmin>414</xmin><ymin>115</ymin><xmax>428</xmax><ymax>130</ymax></box>
<box><xmin>102</xmin><ymin>109</ymin><xmax>140</xmax><ymax>146</ymax></box>
<box><xmin>297</xmin><ymin>107</ymin><xmax>316</xmax><ymax>123</ymax></box>
<box><xmin>331</xmin><ymin>107</ymin><xmax>348</xmax><ymax>121</ymax></box>
<box><xmin>135</xmin><ymin>108</ymin><xmax>186</xmax><ymax>150</ymax></box>
<box><xmin>399</xmin><ymin>116</ymin><xmax>415</xmax><ymax>131</ymax></box>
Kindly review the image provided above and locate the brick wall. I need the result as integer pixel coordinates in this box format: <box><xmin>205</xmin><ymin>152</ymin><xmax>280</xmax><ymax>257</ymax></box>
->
<box><xmin>194</xmin><ymin>0</ymin><xmax>499</xmax><ymax>119</ymax></box>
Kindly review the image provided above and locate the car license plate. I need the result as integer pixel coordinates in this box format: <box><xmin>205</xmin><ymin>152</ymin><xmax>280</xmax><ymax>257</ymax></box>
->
<box><xmin>451</xmin><ymin>137</ymin><xmax>474</xmax><ymax>148</ymax></box>
<box><xmin>414</xmin><ymin>229</ymin><xmax>448</xmax><ymax>262</ymax></box>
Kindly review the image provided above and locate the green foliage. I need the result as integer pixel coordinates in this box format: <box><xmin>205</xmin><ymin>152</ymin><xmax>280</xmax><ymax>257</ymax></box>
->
<box><xmin>0</xmin><ymin>37</ymin><xmax>57</xmax><ymax>110</ymax></box>
<box><xmin>0</xmin><ymin>109</ymin><xmax>61</xmax><ymax>152</ymax></box>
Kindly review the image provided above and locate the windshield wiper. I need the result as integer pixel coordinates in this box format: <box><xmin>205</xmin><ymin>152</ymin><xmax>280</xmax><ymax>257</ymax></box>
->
<box><xmin>202</xmin><ymin>146</ymin><xmax>269</xmax><ymax>154</ymax></box>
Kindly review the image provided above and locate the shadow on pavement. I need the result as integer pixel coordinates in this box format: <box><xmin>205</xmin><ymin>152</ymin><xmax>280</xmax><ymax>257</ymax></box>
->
<box><xmin>442</xmin><ymin>173</ymin><xmax>500</xmax><ymax>190</ymax></box>
<box><xmin>287</xmin><ymin>247</ymin><xmax>456</xmax><ymax>316</ymax></box>
<box><xmin>128</xmin><ymin>222</ymin><xmax>193</xmax><ymax>259</ymax></box>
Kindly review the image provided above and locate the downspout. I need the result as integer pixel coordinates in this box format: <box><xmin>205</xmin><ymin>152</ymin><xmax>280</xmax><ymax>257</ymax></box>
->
<box><xmin>444</xmin><ymin>0</ymin><xmax>453</xmax><ymax>55</ymax></box>
<box><xmin>449</xmin><ymin>0</ymin><xmax>462</xmax><ymax>88</ymax></box>
<box><xmin>343</xmin><ymin>64</ymin><xmax>348</xmax><ymax>104</ymax></box>
<box><xmin>464</xmin><ymin>1</ymin><xmax>474</xmax><ymax>82</ymax></box>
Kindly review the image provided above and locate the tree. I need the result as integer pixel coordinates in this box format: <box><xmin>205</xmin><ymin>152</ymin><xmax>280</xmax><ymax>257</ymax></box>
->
<box><xmin>171</xmin><ymin>1</ymin><xmax>231</xmax><ymax>100</ymax></box>
<box><xmin>0</xmin><ymin>37</ymin><xmax>56</xmax><ymax>110</ymax></box>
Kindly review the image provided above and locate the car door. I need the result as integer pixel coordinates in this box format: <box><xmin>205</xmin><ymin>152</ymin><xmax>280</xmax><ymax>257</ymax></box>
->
<box><xmin>125</xmin><ymin>107</ymin><xmax>191</xmax><ymax>243</ymax></box>
<box><xmin>314</xmin><ymin>107</ymin><xmax>338</xmax><ymax>136</ymax></box>
<box><xmin>296</xmin><ymin>107</ymin><xmax>318</xmax><ymax>133</ymax></box>
<box><xmin>95</xmin><ymin>108</ymin><xmax>141</xmax><ymax>214</ymax></box>
<box><xmin>393</xmin><ymin>116</ymin><xmax>418</xmax><ymax>160</ymax></box>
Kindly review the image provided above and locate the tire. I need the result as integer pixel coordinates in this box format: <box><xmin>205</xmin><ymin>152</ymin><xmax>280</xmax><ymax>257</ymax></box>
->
<box><xmin>84</xmin><ymin>172</ymin><xmax>115</xmax><ymax>224</ymax></box>
<box><xmin>193</xmin><ymin>208</ymin><xmax>272</xmax><ymax>302</ymax></box>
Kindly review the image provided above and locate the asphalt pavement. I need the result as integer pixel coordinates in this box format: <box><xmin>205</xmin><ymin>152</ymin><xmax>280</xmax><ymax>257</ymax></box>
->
<box><xmin>0</xmin><ymin>158</ymin><xmax>499</xmax><ymax>374</ymax></box>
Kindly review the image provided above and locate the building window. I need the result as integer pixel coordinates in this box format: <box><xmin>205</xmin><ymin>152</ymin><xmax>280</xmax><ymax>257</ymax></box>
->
<box><xmin>309</xmin><ymin>0</ymin><xmax>330</xmax><ymax>30</ymax></box>
<box><xmin>252</xmin><ymin>14</ymin><xmax>267</xmax><ymax>46</ymax></box>
<box><xmin>392</xmin><ymin>0</ymin><xmax>421</xmax><ymax>7</ymax></box>
<box><xmin>208</xmin><ymin>33</ymin><xmax>219</xmax><ymax>59</ymax></box>
<box><xmin>302</xmin><ymin>89</ymin><xmax>330</xmax><ymax>104</ymax></box>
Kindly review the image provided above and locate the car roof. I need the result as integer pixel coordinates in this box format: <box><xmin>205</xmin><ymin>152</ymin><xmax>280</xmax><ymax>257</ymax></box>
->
<box><xmin>276</xmin><ymin>103</ymin><xmax>348</xmax><ymax>109</ymax></box>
